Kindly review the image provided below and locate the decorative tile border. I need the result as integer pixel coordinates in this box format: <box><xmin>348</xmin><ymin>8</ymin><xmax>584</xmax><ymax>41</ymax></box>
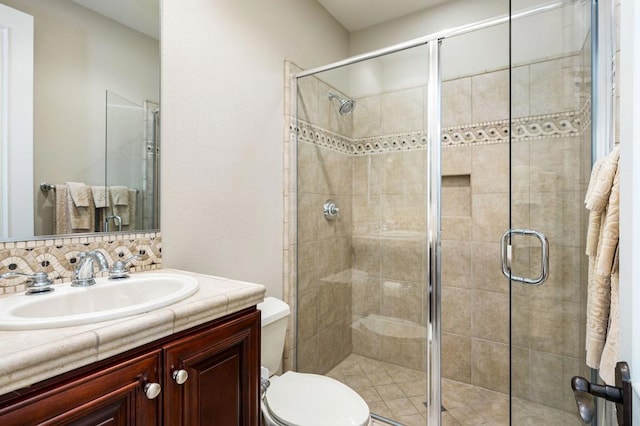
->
<box><xmin>0</xmin><ymin>232</ymin><xmax>162</xmax><ymax>295</ymax></box>
<box><xmin>291</xmin><ymin>119</ymin><xmax>353</xmax><ymax>154</ymax></box>
<box><xmin>292</xmin><ymin>99</ymin><xmax>591</xmax><ymax>156</ymax></box>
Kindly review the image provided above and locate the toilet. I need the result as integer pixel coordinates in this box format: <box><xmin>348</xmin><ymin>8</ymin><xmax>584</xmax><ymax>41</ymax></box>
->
<box><xmin>258</xmin><ymin>297</ymin><xmax>371</xmax><ymax>426</ymax></box>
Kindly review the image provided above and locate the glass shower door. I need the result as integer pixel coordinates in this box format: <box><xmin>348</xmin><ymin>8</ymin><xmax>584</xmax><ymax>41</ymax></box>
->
<box><xmin>508</xmin><ymin>1</ymin><xmax>591</xmax><ymax>424</ymax></box>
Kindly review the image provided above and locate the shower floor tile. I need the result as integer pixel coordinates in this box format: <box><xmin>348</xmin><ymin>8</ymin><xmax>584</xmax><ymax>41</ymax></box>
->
<box><xmin>327</xmin><ymin>354</ymin><xmax>583</xmax><ymax>426</ymax></box>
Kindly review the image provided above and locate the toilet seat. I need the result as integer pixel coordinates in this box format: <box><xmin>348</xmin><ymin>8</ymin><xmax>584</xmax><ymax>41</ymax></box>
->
<box><xmin>264</xmin><ymin>371</ymin><xmax>370</xmax><ymax>426</ymax></box>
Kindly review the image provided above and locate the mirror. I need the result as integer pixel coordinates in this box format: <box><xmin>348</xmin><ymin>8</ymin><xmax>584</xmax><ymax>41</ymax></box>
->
<box><xmin>0</xmin><ymin>0</ymin><xmax>160</xmax><ymax>241</ymax></box>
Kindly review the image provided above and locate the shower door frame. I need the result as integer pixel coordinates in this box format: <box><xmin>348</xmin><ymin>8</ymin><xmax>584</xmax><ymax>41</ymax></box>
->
<box><xmin>292</xmin><ymin>3</ymin><xmax>566</xmax><ymax>424</ymax></box>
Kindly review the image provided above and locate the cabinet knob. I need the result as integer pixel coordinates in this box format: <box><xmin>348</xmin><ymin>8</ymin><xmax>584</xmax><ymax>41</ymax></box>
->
<box><xmin>144</xmin><ymin>382</ymin><xmax>162</xmax><ymax>399</ymax></box>
<box><xmin>173</xmin><ymin>369</ymin><xmax>189</xmax><ymax>385</ymax></box>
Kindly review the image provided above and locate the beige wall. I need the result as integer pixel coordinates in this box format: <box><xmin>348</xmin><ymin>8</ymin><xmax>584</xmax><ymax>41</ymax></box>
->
<box><xmin>161</xmin><ymin>0</ymin><xmax>349</xmax><ymax>298</ymax></box>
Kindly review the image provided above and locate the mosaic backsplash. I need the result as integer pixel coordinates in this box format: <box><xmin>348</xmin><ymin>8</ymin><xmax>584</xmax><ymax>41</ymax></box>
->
<box><xmin>0</xmin><ymin>232</ymin><xmax>161</xmax><ymax>295</ymax></box>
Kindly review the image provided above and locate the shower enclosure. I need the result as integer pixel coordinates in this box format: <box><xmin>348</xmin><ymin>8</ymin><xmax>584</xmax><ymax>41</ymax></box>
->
<box><xmin>105</xmin><ymin>91</ymin><xmax>160</xmax><ymax>231</ymax></box>
<box><xmin>286</xmin><ymin>0</ymin><xmax>593</xmax><ymax>424</ymax></box>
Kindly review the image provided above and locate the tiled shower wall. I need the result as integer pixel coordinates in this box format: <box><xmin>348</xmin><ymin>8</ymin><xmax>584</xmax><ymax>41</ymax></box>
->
<box><xmin>0</xmin><ymin>232</ymin><xmax>162</xmax><ymax>294</ymax></box>
<box><xmin>285</xmin><ymin>48</ymin><xmax>590</xmax><ymax>413</ymax></box>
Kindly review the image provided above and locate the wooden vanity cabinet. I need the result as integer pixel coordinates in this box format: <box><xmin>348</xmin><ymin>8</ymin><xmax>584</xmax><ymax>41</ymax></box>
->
<box><xmin>0</xmin><ymin>350</ymin><xmax>162</xmax><ymax>426</ymax></box>
<box><xmin>163</xmin><ymin>308</ymin><xmax>261</xmax><ymax>426</ymax></box>
<box><xmin>0</xmin><ymin>307</ymin><xmax>261</xmax><ymax>426</ymax></box>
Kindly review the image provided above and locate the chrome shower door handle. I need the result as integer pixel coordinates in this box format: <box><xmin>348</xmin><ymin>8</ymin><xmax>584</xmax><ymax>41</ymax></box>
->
<box><xmin>501</xmin><ymin>229</ymin><xmax>549</xmax><ymax>285</ymax></box>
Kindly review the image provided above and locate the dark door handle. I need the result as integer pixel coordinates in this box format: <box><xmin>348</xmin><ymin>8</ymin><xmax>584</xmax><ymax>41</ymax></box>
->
<box><xmin>571</xmin><ymin>361</ymin><xmax>632</xmax><ymax>425</ymax></box>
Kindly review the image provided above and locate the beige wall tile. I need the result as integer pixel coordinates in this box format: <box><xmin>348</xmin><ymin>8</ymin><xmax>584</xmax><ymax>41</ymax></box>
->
<box><xmin>297</xmin><ymin>75</ymin><xmax>319</xmax><ymax>123</ymax></box>
<box><xmin>380</xmin><ymin>334</ymin><xmax>425</xmax><ymax>371</ymax></box>
<box><xmin>298</xmin><ymin>289</ymin><xmax>319</xmax><ymax>342</ymax></box>
<box><xmin>443</xmin><ymin>287</ymin><xmax>472</xmax><ymax>336</ymax></box>
<box><xmin>471</xmin><ymin>290</ymin><xmax>509</xmax><ymax>344</ymax></box>
<box><xmin>472</xmin><ymin>193</ymin><xmax>509</xmax><ymax>243</ymax></box>
<box><xmin>511</xmin><ymin>65</ymin><xmax>530</xmax><ymax>118</ymax></box>
<box><xmin>297</xmin><ymin>241</ymin><xmax>318</xmax><ymax>295</ymax></box>
<box><xmin>511</xmin><ymin>347</ymin><xmax>530</xmax><ymax>399</ymax></box>
<box><xmin>381</xmin><ymin>195</ymin><xmax>426</xmax><ymax>232</ymax></box>
<box><xmin>471</xmin><ymin>339</ymin><xmax>509</xmax><ymax>393</ymax></box>
<box><xmin>381</xmin><ymin>86</ymin><xmax>425</xmax><ymax>134</ymax></box>
<box><xmin>528</xmin><ymin>350</ymin><xmax>565</xmax><ymax>411</ymax></box>
<box><xmin>442</xmin><ymin>217</ymin><xmax>472</xmax><ymax>241</ymax></box>
<box><xmin>470</xmin><ymin>242</ymin><xmax>509</xmax><ymax>293</ymax></box>
<box><xmin>530</xmin><ymin>57</ymin><xmax>577</xmax><ymax>115</ymax></box>
<box><xmin>471</xmin><ymin>69</ymin><xmax>509</xmax><ymax>123</ymax></box>
<box><xmin>442</xmin><ymin>186</ymin><xmax>472</xmax><ymax>217</ymax></box>
<box><xmin>443</xmin><ymin>146</ymin><xmax>472</xmax><ymax>176</ymax></box>
<box><xmin>529</xmin><ymin>297</ymin><xmax>580</xmax><ymax>357</ymax></box>
<box><xmin>317</xmin><ymin>148</ymin><xmax>352</xmax><ymax>195</ymax></box>
<box><xmin>352</xmin><ymin>314</ymin><xmax>382</xmax><ymax>360</ymax></box>
<box><xmin>381</xmin><ymin>239</ymin><xmax>425</xmax><ymax>282</ymax></box>
<box><xmin>442</xmin><ymin>240</ymin><xmax>471</xmax><ymax>289</ymax></box>
<box><xmin>380</xmin><ymin>279</ymin><xmax>424</xmax><ymax>324</ymax></box>
<box><xmin>472</xmin><ymin>143</ymin><xmax>509</xmax><ymax>194</ymax></box>
<box><xmin>352</xmin><ymin>237</ymin><xmax>381</xmax><ymax>277</ymax></box>
<box><xmin>319</xmin><ymin>281</ymin><xmax>350</xmax><ymax>328</ymax></box>
<box><xmin>529</xmin><ymin>191</ymin><xmax>582</xmax><ymax>247</ymax></box>
<box><xmin>382</xmin><ymin>151</ymin><xmax>426</xmax><ymax>196</ymax></box>
<box><xmin>529</xmin><ymin>137</ymin><xmax>581</xmax><ymax>192</ymax></box>
<box><xmin>352</xmin><ymin>195</ymin><xmax>381</xmax><ymax>235</ymax></box>
<box><xmin>297</xmin><ymin>335</ymin><xmax>320</xmax><ymax>373</ymax></box>
<box><xmin>297</xmin><ymin>142</ymin><xmax>319</xmax><ymax>193</ymax></box>
<box><xmin>297</xmin><ymin>193</ymin><xmax>320</xmax><ymax>243</ymax></box>
<box><xmin>353</xmin><ymin>95</ymin><xmax>382</xmax><ymax>138</ymax></box>
<box><xmin>511</xmin><ymin>140</ymin><xmax>531</xmax><ymax>194</ymax></box>
<box><xmin>442</xmin><ymin>77</ymin><xmax>472</xmax><ymax>127</ymax></box>
<box><xmin>318</xmin><ymin>238</ymin><xmax>342</xmax><ymax>279</ymax></box>
<box><xmin>353</xmin><ymin>155</ymin><xmax>382</xmax><ymax>196</ymax></box>
<box><xmin>442</xmin><ymin>333</ymin><xmax>471</xmax><ymax>383</ymax></box>
<box><xmin>352</xmin><ymin>275</ymin><xmax>382</xmax><ymax>316</ymax></box>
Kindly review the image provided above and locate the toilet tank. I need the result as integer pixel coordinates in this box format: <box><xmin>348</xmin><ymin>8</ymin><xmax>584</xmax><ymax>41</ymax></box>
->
<box><xmin>258</xmin><ymin>297</ymin><xmax>290</xmax><ymax>375</ymax></box>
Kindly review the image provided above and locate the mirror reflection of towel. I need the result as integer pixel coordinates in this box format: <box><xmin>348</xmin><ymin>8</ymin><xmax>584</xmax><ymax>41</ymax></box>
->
<box><xmin>111</xmin><ymin>186</ymin><xmax>130</xmax><ymax>225</ymax></box>
<box><xmin>91</xmin><ymin>186</ymin><xmax>111</xmax><ymax>208</ymax></box>
<box><xmin>55</xmin><ymin>184</ymin><xmax>95</xmax><ymax>233</ymax></box>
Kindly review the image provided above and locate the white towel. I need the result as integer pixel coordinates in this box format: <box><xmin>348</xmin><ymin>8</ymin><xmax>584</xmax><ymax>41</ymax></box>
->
<box><xmin>55</xmin><ymin>184</ymin><xmax>95</xmax><ymax>233</ymax></box>
<box><xmin>584</xmin><ymin>147</ymin><xmax>620</xmax><ymax>376</ymax></box>
<box><xmin>91</xmin><ymin>186</ymin><xmax>111</xmax><ymax>208</ymax></box>
<box><xmin>66</xmin><ymin>182</ymin><xmax>91</xmax><ymax>207</ymax></box>
<box><xmin>110</xmin><ymin>186</ymin><xmax>131</xmax><ymax>226</ymax></box>
<box><xmin>110</xmin><ymin>186</ymin><xmax>129</xmax><ymax>206</ymax></box>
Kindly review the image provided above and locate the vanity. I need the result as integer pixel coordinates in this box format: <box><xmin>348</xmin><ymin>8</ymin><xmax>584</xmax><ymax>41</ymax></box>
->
<box><xmin>0</xmin><ymin>269</ymin><xmax>265</xmax><ymax>425</ymax></box>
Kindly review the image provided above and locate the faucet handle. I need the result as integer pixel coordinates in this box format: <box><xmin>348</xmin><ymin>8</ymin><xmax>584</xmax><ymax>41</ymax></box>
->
<box><xmin>0</xmin><ymin>271</ymin><xmax>54</xmax><ymax>295</ymax></box>
<box><xmin>109</xmin><ymin>255</ymin><xmax>141</xmax><ymax>280</ymax></box>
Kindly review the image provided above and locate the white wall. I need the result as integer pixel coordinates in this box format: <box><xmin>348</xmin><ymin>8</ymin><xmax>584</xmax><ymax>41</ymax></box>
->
<box><xmin>161</xmin><ymin>0</ymin><xmax>349</xmax><ymax>298</ymax></box>
<box><xmin>349</xmin><ymin>0</ymin><xmax>588</xmax><ymax>87</ymax></box>
<box><xmin>618</xmin><ymin>0</ymin><xmax>640</xmax><ymax>420</ymax></box>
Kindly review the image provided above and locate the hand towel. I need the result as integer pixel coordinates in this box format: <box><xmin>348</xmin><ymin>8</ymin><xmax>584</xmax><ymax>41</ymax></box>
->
<box><xmin>121</xmin><ymin>189</ymin><xmax>137</xmax><ymax>230</ymax></box>
<box><xmin>55</xmin><ymin>184</ymin><xmax>96</xmax><ymax>233</ymax></box>
<box><xmin>110</xmin><ymin>186</ymin><xmax>129</xmax><ymax>206</ymax></box>
<box><xmin>111</xmin><ymin>186</ymin><xmax>131</xmax><ymax>226</ymax></box>
<box><xmin>66</xmin><ymin>182</ymin><xmax>91</xmax><ymax>207</ymax></box>
<box><xmin>91</xmin><ymin>186</ymin><xmax>111</xmax><ymax>208</ymax></box>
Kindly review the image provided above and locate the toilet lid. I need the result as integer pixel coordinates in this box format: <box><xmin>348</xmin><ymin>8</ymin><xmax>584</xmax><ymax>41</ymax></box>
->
<box><xmin>265</xmin><ymin>371</ymin><xmax>370</xmax><ymax>426</ymax></box>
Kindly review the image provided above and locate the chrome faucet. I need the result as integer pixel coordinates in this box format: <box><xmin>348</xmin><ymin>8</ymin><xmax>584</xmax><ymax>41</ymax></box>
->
<box><xmin>72</xmin><ymin>250</ymin><xmax>110</xmax><ymax>287</ymax></box>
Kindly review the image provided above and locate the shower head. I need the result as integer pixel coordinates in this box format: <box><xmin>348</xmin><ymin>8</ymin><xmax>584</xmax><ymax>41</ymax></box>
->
<box><xmin>328</xmin><ymin>92</ymin><xmax>356</xmax><ymax>115</ymax></box>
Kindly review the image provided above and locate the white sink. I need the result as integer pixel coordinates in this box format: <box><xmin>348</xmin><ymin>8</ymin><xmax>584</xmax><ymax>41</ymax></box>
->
<box><xmin>0</xmin><ymin>273</ymin><xmax>199</xmax><ymax>330</ymax></box>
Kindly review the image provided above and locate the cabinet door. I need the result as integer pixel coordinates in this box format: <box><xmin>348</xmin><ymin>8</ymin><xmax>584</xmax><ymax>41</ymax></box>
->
<box><xmin>0</xmin><ymin>350</ymin><xmax>162</xmax><ymax>426</ymax></box>
<box><xmin>164</xmin><ymin>309</ymin><xmax>260</xmax><ymax>426</ymax></box>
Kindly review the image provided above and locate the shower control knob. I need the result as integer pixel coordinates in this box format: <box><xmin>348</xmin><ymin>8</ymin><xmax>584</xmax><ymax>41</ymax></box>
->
<box><xmin>323</xmin><ymin>199</ymin><xmax>339</xmax><ymax>220</ymax></box>
<box><xmin>173</xmin><ymin>369</ymin><xmax>189</xmax><ymax>385</ymax></box>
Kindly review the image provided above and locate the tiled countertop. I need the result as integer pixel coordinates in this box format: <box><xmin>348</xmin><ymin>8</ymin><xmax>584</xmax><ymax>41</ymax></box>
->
<box><xmin>0</xmin><ymin>268</ymin><xmax>266</xmax><ymax>396</ymax></box>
